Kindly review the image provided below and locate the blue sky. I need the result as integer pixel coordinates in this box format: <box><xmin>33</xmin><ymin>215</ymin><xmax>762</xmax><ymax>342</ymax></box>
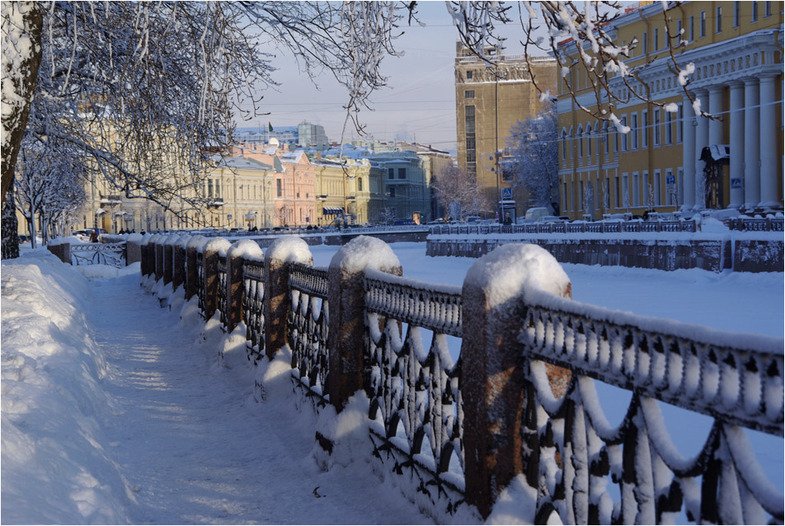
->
<box><xmin>237</xmin><ymin>2</ymin><xmax>531</xmax><ymax>153</ymax></box>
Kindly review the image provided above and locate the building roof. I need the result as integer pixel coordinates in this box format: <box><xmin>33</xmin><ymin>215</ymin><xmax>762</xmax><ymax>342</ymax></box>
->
<box><xmin>213</xmin><ymin>155</ymin><xmax>272</xmax><ymax>171</ymax></box>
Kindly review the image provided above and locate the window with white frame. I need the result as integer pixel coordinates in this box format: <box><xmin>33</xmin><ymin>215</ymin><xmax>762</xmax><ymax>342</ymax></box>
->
<box><xmin>700</xmin><ymin>11</ymin><xmax>706</xmax><ymax>37</ymax></box>
<box><xmin>716</xmin><ymin>6</ymin><xmax>722</xmax><ymax>33</ymax></box>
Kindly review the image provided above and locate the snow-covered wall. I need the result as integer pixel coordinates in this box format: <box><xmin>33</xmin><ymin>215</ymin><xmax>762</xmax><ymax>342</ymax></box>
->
<box><xmin>427</xmin><ymin>235</ymin><xmax>784</xmax><ymax>273</ymax></box>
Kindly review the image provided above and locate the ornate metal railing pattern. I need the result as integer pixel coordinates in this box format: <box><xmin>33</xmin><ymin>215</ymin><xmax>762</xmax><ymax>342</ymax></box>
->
<box><xmin>217</xmin><ymin>256</ymin><xmax>228</xmax><ymax>326</ymax></box>
<box><xmin>242</xmin><ymin>260</ymin><xmax>265</xmax><ymax>362</ymax></box>
<box><xmin>196</xmin><ymin>252</ymin><xmax>205</xmax><ymax>316</ymax></box>
<box><xmin>288</xmin><ymin>263</ymin><xmax>330</xmax><ymax>403</ymax></box>
<box><xmin>71</xmin><ymin>242</ymin><xmax>127</xmax><ymax>268</ymax></box>
<box><xmin>517</xmin><ymin>293</ymin><xmax>784</xmax><ymax>524</ymax></box>
<box><xmin>364</xmin><ymin>271</ymin><xmax>466</xmax><ymax>515</ymax></box>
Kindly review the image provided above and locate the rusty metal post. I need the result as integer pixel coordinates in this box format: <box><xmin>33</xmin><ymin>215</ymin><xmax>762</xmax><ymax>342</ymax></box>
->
<box><xmin>263</xmin><ymin>237</ymin><xmax>313</xmax><ymax>359</ymax></box>
<box><xmin>460</xmin><ymin>243</ymin><xmax>572</xmax><ymax>518</ymax></box>
<box><xmin>326</xmin><ymin>236</ymin><xmax>402</xmax><ymax>412</ymax></box>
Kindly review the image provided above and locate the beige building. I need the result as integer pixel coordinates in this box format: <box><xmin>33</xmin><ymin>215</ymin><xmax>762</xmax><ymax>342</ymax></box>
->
<box><xmin>455</xmin><ymin>43</ymin><xmax>557</xmax><ymax>219</ymax></box>
<box><xmin>558</xmin><ymin>1</ymin><xmax>783</xmax><ymax>219</ymax></box>
<box><xmin>205</xmin><ymin>155</ymin><xmax>277</xmax><ymax>229</ymax></box>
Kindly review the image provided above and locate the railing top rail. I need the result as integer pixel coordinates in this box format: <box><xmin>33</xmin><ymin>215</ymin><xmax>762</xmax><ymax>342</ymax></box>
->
<box><xmin>71</xmin><ymin>242</ymin><xmax>126</xmax><ymax>251</ymax></box>
<box><xmin>364</xmin><ymin>267</ymin><xmax>463</xmax><ymax>337</ymax></box>
<box><xmin>520</xmin><ymin>288</ymin><xmax>784</xmax><ymax>435</ymax></box>
<box><xmin>289</xmin><ymin>262</ymin><xmax>329</xmax><ymax>298</ymax></box>
<box><xmin>242</xmin><ymin>259</ymin><xmax>265</xmax><ymax>281</ymax></box>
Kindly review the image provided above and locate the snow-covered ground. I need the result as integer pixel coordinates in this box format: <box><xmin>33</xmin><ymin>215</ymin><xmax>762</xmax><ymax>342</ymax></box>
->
<box><xmin>2</xmin><ymin>242</ymin><xmax>782</xmax><ymax>524</ymax></box>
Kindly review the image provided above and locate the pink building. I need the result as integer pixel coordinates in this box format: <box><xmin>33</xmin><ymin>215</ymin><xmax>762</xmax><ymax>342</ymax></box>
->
<box><xmin>236</xmin><ymin>143</ymin><xmax>316</xmax><ymax>227</ymax></box>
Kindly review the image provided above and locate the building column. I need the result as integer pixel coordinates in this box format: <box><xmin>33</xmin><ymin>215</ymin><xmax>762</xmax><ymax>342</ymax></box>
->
<box><xmin>759</xmin><ymin>74</ymin><xmax>779</xmax><ymax>208</ymax></box>
<box><xmin>728</xmin><ymin>81</ymin><xmax>745</xmax><ymax>208</ymax></box>
<box><xmin>694</xmin><ymin>88</ymin><xmax>709</xmax><ymax>210</ymax></box>
<box><xmin>682</xmin><ymin>96</ymin><xmax>696</xmax><ymax>210</ymax></box>
<box><xmin>743</xmin><ymin>77</ymin><xmax>761</xmax><ymax>209</ymax></box>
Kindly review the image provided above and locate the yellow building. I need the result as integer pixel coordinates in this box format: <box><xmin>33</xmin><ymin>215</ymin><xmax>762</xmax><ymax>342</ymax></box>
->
<box><xmin>312</xmin><ymin>158</ymin><xmax>382</xmax><ymax>225</ymax></box>
<box><xmin>205</xmin><ymin>155</ymin><xmax>277</xmax><ymax>229</ymax></box>
<box><xmin>455</xmin><ymin>43</ymin><xmax>557</xmax><ymax>218</ymax></box>
<box><xmin>558</xmin><ymin>1</ymin><xmax>783</xmax><ymax>219</ymax></box>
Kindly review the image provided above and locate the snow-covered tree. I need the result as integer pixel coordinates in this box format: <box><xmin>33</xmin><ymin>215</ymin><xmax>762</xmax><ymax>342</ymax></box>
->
<box><xmin>505</xmin><ymin>106</ymin><xmax>558</xmax><ymax>208</ymax></box>
<box><xmin>432</xmin><ymin>163</ymin><xmax>492</xmax><ymax>220</ymax></box>
<box><xmin>2</xmin><ymin>2</ymin><xmax>406</xmax><ymax>256</ymax></box>
<box><xmin>14</xmin><ymin>136</ymin><xmax>87</xmax><ymax>247</ymax></box>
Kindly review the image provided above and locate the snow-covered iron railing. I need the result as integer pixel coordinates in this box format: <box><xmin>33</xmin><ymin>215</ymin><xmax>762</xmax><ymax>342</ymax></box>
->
<box><xmin>288</xmin><ymin>262</ymin><xmax>330</xmax><ymax>403</ymax></box>
<box><xmin>195</xmin><ymin>252</ymin><xmax>205</xmax><ymax>315</ymax></box>
<box><xmin>70</xmin><ymin>242</ymin><xmax>127</xmax><ymax>268</ymax></box>
<box><xmin>242</xmin><ymin>260</ymin><xmax>266</xmax><ymax>363</ymax></box>
<box><xmin>431</xmin><ymin>220</ymin><xmax>702</xmax><ymax>236</ymax></box>
<box><xmin>725</xmin><ymin>217</ymin><xmax>785</xmax><ymax>232</ymax></box>
<box><xmin>516</xmin><ymin>289</ymin><xmax>783</xmax><ymax>524</ymax></box>
<box><xmin>135</xmin><ymin>235</ymin><xmax>784</xmax><ymax>523</ymax></box>
<box><xmin>363</xmin><ymin>269</ymin><xmax>466</xmax><ymax>514</ymax></box>
<box><xmin>217</xmin><ymin>255</ymin><xmax>228</xmax><ymax>327</ymax></box>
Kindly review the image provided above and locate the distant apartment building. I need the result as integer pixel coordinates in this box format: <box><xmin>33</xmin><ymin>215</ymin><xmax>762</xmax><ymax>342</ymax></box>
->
<box><xmin>297</xmin><ymin>121</ymin><xmax>329</xmax><ymax>149</ymax></box>
<box><xmin>455</xmin><ymin>43</ymin><xmax>557</xmax><ymax>219</ymax></box>
<box><xmin>557</xmin><ymin>1</ymin><xmax>783</xmax><ymax>220</ymax></box>
<box><xmin>369</xmin><ymin>151</ymin><xmax>431</xmax><ymax>223</ymax></box>
<box><xmin>205</xmin><ymin>155</ymin><xmax>277</xmax><ymax>229</ymax></box>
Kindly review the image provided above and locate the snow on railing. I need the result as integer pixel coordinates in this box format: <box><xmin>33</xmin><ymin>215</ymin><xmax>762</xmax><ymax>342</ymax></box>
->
<box><xmin>70</xmin><ymin>242</ymin><xmax>127</xmax><ymax>268</ymax></box>
<box><xmin>137</xmin><ymin>235</ymin><xmax>784</xmax><ymax>523</ymax></box>
<box><xmin>288</xmin><ymin>262</ymin><xmax>330</xmax><ymax>402</ymax></box>
<box><xmin>518</xmin><ymin>289</ymin><xmax>783</xmax><ymax>524</ymax></box>
<box><xmin>242</xmin><ymin>260</ymin><xmax>265</xmax><ymax>363</ymax></box>
<box><xmin>363</xmin><ymin>270</ymin><xmax>465</xmax><ymax>514</ymax></box>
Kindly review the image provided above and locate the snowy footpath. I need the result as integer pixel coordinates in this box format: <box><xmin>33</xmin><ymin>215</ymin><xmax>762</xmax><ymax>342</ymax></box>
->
<box><xmin>2</xmin><ymin>249</ymin><xmax>431</xmax><ymax>524</ymax></box>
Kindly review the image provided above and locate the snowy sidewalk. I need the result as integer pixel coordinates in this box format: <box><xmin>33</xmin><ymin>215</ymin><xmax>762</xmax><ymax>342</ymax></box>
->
<box><xmin>1</xmin><ymin>252</ymin><xmax>430</xmax><ymax>524</ymax></box>
<box><xmin>91</xmin><ymin>272</ymin><xmax>430</xmax><ymax>524</ymax></box>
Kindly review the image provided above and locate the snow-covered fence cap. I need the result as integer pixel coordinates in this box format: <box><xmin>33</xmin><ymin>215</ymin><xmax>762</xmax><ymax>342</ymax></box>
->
<box><xmin>329</xmin><ymin>235</ymin><xmax>401</xmax><ymax>275</ymax></box>
<box><xmin>265</xmin><ymin>236</ymin><xmax>312</xmax><ymax>265</ymax></box>
<box><xmin>228</xmin><ymin>239</ymin><xmax>264</xmax><ymax>263</ymax></box>
<box><xmin>187</xmin><ymin>235</ymin><xmax>210</xmax><ymax>253</ymax></box>
<box><xmin>204</xmin><ymin>237</ymin><xmax>232</xmax><ymax>258</ymax></box>
<box><xmin>464</xmin><ymin>243</ymin><xmax>571</xmax><ymax>311</ymax></box>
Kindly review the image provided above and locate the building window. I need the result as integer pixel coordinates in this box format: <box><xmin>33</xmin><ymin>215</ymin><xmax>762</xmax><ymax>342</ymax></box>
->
<box><xmin>562</xmin><ymin>129</ymin><xmax>568</xmax><ymax>160</ymax></box>
<box><xmin>464</xmin><ymin>89</ymin><xmax>475</xmax><ymax>99</ymax></box>
<box><xmin>631</xmin><ymin>113</ymin><xmax>639</xmax><ymax>150</ymax></box>
<box><xmin>752</xmin><ymin>1</ymin><xmax>758</xmax><ymax>21</ymax></box>
<box><xmin>654</xmin><ymin>110</ymin><xmax>661</xmax><ymax>146</ymax></box>
<box><xmin>677</xmin><ymin>104</ymin><xmax>684</xmax><ymax>143</ymax></box>
<box><xmin>207</xmin><ymin>179</ymin><xmax>213</xmax><ymax>198</ymax></box>
<box><xmin>734</xmin><ymin>1</ymin><xmax>740</xmax><ymax>26</ymax></box>
<box><xmin>642</xmin><ymin>31</ymin><xmax>648</xmax><ymax>54</ymax></box>
<box><xmin>465</xmin><ymin>105</ymin><xmax>476</xmax><ymax>175</ymax></box>
<box><xmin>642</xmin><ymin>110</ymin><xmax>649</xmax><ymax>147</ymax></box>
<box><xmin>388</xmin><ymin>186</ymin><xmax>396</xmax><ymax>198</ymax></box>
<box><xmin>716</xmin><ymin>6</ymin><xmax>722</xmax><ymax>33</ymax></box>
<box><xmin>398</xmin><ymin>168</ymin><xmax>406</xmax><ymax>179</ymax></box>
<box><xmin>622</xmin><ymin>174</ymin><xmax>629</xmax><ymax>208</ymax></box>
<box><xmin>615</xmin><ymin>176</ymin><xmax>621</xmax><ymax>208</ymax></box>
<box><xmin>654</xmin><ymin>170</ymin><xmax>662</xmax><ymax>206</ymax></box>
<box><xmin>604</xmin><ymin>122</ymin><xmax>610</xmax><ymax>155</ymax></box>
<box><xmin>677</xmin><ymin>19</ymin><xmax>683</xmax><ymax>40</ymax></box>
<box><xmin>700</xmin><ymin>11</ymin><xmax>706</xmax><ymax>37</ymax></box>
<box><xmin>654</xmin><ymin>28</ymin><xmax>659</xmax><ymax>50</ymax></box>
<box><xmin>765</xmin><ymin>1</ymin><xmax>771</xmax><ymax>17</ymax></box>
<box><xmin>466</xmin><ymin>70</ymin><xmax>474</xmax><ymax>79</ymax></box>
<box><xmin>577</xmin><ymin>125</ymin><xmax>583</xmax><ymax>159</ymax></box>
<box><xmin>621</xmin><ymin>116</ymin><xmax>628</xmax><ymax>151</ymax></box>
<box><xmin>388</xmin><ymin>168</ymin><xmax>395</xmax><ymax>179</ymax></box>
<box><xmin>666</xmin><ymin>111</ymin><xmax>673</xmax><ymax>144</ymax></box>
<box><xmin>633</xmin><ymin>172</ymin><xmax>640</xmax><ymax>206</ymax></box>
<box><xmin>689</xmin><ymin>15</ymin><xmax>695</xmax><ymax>41</ymax></box>
<box><xmin>358</xmin><ymin>177</ymin><xmax>363</xmax><ymax>191</ymax></box>
<box><xmin>276</xmin><ymin>179</ymin><xmax>282</xmax><ymax>197</ymax></box>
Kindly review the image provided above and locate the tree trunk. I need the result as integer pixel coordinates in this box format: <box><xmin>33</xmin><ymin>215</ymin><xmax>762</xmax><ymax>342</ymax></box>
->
<box><xmin>1</xmin><ymin>186</ymin><xmax>20</xmax><ymax>259</ymax></box>
<box><xmin>27</xmin><ymin>201</ymin><xmax>36</xmax><ymax>249</ymax></box>
<box><xmin>1</xmin><ymin>2</ymin><xmax>44</xmax><ymax>205</ymax></box>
